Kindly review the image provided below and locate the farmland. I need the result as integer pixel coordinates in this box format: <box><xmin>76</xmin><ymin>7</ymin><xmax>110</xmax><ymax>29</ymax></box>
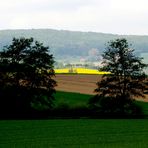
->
<box><xmin>55</xmin><ymin>74</ymin><xmax>102</xmax><ymax>95</ymax></box>
<box><xmin>54</xmin><ymin>91</ymin><xmax>92</xmax><ymax>108</ymax></box>
<box><xmin>0</xmin><ymin>119</ymin><xmax>148</xmax><ymax>148</ymax></box>
<box><xmin>55</xmin><ymin>74</ymin><xmax>148</xmax><ymax>102</ymax></box>
<box><xmin>0</xmin><ymin>91</ymin><xmax>148</xmax><ymax>147</ymax></box>
<box><xmin>54</xmin><ymin>68</ymin><xmax>110</xmax><ymax>75</ymax></box>
<box><xmin>54</xmin><ymin>91</ymin><xmax>148</xmax><ymax>116</ymax></box>
<box><xmin>1</xmin><ymin>73</ymin><xmax>148</xmax><ymax>147</ymax></box>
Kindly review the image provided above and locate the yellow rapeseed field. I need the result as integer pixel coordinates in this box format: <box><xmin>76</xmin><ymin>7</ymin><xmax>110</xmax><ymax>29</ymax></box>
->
<box><xmin>54</xmin><ymin>68</ymin><xmax>110</xmax><ymax>75</ymax></box>
<box><xmin>54</xmin><ymin>68</ymin><xmax>69</xmax><ymax>73</ymax></box>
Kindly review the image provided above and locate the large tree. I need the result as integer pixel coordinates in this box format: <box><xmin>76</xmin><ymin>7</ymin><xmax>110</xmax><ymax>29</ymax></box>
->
<box><xmin>0</xmin><ymin>37</ymin><xmax>56</xmax><ymax>117</ymax></box>
<box><xmin>89</xmin><ymin>38</ymin><xmax>147</xmax><ymax>116</ymax></box>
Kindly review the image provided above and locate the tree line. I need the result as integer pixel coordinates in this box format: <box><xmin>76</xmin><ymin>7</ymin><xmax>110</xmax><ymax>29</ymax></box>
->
<box><xmin>0</xmin><ymin>37</ymin><xmax>147</xmax><ymax>119</ymax></box>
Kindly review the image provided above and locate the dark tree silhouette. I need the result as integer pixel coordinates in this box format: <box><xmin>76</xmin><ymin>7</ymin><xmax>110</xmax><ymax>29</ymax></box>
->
<box><xmin>0</xmin><ymin>37</ymin><xmax>56</xmax><ymax>118</ymax></box>
<box><xmin>89</xmin><ymin>38</ymin><xmax>147</xmax><ymax>116</ymax></box>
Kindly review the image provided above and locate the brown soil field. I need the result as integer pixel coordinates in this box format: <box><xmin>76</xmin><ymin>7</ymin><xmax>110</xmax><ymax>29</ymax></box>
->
<box><xmin>55</xmin><ymin>74</ymin><xmax>101</xmax><ymax>95</ymax></box>
<box><xmin>54</xmin><ymin>74</ymin><xmax>148</xmax><ymax>102</ymax></box>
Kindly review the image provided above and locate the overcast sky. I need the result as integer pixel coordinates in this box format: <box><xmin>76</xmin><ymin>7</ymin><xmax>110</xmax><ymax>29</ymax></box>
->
<box><xmin>0</xmin><ymin>0</ymin><xmax>148</xmax><ymax>35</ymax></box>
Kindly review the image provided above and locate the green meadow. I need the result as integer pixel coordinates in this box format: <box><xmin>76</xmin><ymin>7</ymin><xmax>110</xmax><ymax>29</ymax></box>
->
<box><xmin>0</xmin><ymin>119</ymin><xmax>148</xmax><ymax>148</ymax></box>
<box><xmin>0</xmin><ymin>91</ymin><xmax>148</xmax><ymax>148</ymax></box>
<box><xmin>54</xmin><ymin>91</ymin><xmax>92</xmax><ymax>108</ymax></box>
<box><xmin>54</xmin><ymin>91</ymin><xmax>148</xmax><ymax>116</ymax></box>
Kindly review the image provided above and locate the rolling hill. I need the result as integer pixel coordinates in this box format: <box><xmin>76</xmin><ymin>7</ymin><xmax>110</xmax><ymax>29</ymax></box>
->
<box><xmin>0</xmin><ymin>29</ymin><xmax>148</xmax><ymax>64</ymax></box>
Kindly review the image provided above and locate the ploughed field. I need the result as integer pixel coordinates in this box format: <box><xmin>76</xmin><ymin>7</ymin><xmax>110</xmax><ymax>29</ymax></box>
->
<box><xmin>55</xmin><ymin>74</ymin><xmax>148</xmax><ymax>102</ymax></box>
<box><xmin>55</xmin><ymin>74</ymin><xmax>101</xmax><ymax>95</ymax></box>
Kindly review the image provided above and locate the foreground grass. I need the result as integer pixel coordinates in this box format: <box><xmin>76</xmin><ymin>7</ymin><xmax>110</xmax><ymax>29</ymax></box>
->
<box><xmin>0</xmin><ymin>119</ymin><xmax>148</xmax><ymax>148</ymax></box>
<box><xmin>0</xmin><ymin>92</ymin><xmax>148</xmax><ymax>147</ymax></box>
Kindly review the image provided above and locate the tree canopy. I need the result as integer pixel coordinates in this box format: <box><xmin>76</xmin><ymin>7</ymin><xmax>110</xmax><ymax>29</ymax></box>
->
<box><xmin>0</xmin><ymin>37</ymin><xmax>56</xmax><ymax>118</ymax></box>
<box><xmin>89</xmin><ymin>38</ymin><xmax>147</xmax><ymax>116</ymax></box>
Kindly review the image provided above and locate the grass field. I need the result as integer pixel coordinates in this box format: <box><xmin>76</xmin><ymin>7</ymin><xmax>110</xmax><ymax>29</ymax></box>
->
<box><xmin>0</xmin><ymin>119</ymin><xmax>148</xmax><ymax>148</ymax></box>
<box><xmin>54</xmin><ymin>91</ymin><xmax>92</xmax><ymax>108</ymax></box>
<box><xmin>0</xmin><ymin>91</ymin><xmax>148</xmax><ymax>147</ymax></box>
<box><xmin>54</xmin><ymin>91</ymin><xmax>148</xmax><ymax>116</ymax></box>
<box><xmin>54</xmin><ymin>91</ymin><xmax>148</xmax><ymax>113</ymax></box>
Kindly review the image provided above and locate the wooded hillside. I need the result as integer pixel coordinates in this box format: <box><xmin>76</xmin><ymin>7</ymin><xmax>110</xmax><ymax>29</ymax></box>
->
<box><xmin>0</xmin><ymin>29</ymin><xmax>148</xmax><ymax>63</ymax></box>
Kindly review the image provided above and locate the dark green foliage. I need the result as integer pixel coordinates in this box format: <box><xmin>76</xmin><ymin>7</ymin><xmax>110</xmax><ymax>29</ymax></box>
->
<box><xmin>0</xmin><ymin>37</ymin><xmax>56</xmax><ymax>118</ymax></box>
<box><xmin>89</xmin><ymin>38</ymin><xmax>147</xmax><ymax>116</ymax></box>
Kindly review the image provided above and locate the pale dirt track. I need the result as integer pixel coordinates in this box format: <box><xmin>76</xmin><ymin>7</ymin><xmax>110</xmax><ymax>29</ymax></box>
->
<box><xmin>54</xmin><ymin>74</ymin><xmax>148</xmax><ymax>102</ymax></box>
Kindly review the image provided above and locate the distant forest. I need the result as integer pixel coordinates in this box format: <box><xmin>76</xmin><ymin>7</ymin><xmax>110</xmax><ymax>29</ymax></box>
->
<box><xmin>0</xmin><ymin>29</ymin><xmax>148</xmax><ymax>64</ymax></box>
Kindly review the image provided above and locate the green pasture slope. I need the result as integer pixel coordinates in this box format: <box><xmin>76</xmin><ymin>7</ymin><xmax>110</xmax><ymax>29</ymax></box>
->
<box><xmin>54</xmin><ymin>91</ymin><xmax>92</xmax><ymax>108</ymax></box>
<box><xmin>0</xmin><ymin>119</ymin><xmax>148</xmax><ymax>148</ymax></box>
<box><xmin>54</xmin><ymin>91</ymin><xmax>148</xmax><ymax>115</ymax></box>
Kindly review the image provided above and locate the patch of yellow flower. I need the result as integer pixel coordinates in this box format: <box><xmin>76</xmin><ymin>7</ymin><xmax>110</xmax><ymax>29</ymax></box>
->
<box><xmin>54</xmin><ymin>68</ymin><xmax>69</xmax><ymax>73</ymax></box>
<box><xmin>55</xmin><ymin>68</ymin><xmax>110</xmax><ymax>75</ymax></box>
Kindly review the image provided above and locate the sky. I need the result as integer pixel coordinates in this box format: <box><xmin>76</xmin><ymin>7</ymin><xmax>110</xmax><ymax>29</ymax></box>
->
<box><xmin>0</xmin><ymin>0</ymin><xmax>148</xmax><ymax>35</ymax></box>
